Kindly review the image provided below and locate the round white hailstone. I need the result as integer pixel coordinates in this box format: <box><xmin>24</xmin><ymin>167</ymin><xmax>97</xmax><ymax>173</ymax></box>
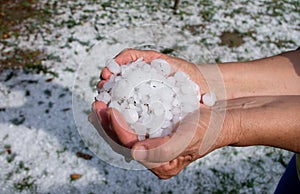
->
<box><xmin>139</xmin><ymin>113</ymin><xmax>151</xmax><ymax>125</ymax></box>
<box><xmin>106</xmin><ymin>59</ymin><xmax>121</xmax><ymax>74</ymax></box>
<box><xmin>120</xmin><ymin>65</ymin><xmax>130</xmax><ymax>75</ymax></box>
<box><xmin>149</xmin><ymin>128</ymin><xmax>163</xmax><ymax>138</ymax></box>
<box><xmin>162</xmin><ymin>120</ymin><xmax>172</xmax><ymax>128</ymax></box>
<box><xmin>182</xmin><ymin>103</ymin><xmax>195</xmax><ymax>113</ymax></box>
<box><xmin>161</xmin><ymin>127</ymin><xmax>173</xmax><ymax>137</ymax></box>
<box><xmin>181</xmin><ymin>94</ymin><xmax>199</xmax><ymax>107</ymax></box>
<box><xmin>128</xmin><ymin>103</ymin><xmax>136</xmax><ymax>110</ymax></box>
<box><xmin>172</xmin><ymin>107</ymin><xmax>181</xmax><ymax>115</ymax></box>
<box><xmin>151</xmin><ymin>59</ymin><xmax>171</xmax><ymax>76</ymax></box>
<box><xmin>131</xmin><ymin>122</ymin><xmax>147</xmax><ymax>134</ymax></box>
<box><xmin>126</xmin><ymin>69</ymin><xmax>150</xmax><ymax>86</ymax></box>
<box><xmin>136</xmin><ymin>84</ymin><xmax>151</xmax><ymax>96</ymax></box>
<box><xmin>172</xmin><ymin>114</ymin><xmax>181</xmax><ymax>125</ymax></box>
<box><xmin>132</xmin><ymin>123</ymin><xmax>148</xmax><ymax>141</ymax></box>
<box><xmin>202</xmin><ymin>92</ymin><xmax>217</xmax><ymax>106</ymax></box>
<box><xmin>180</xmin><ymin>82</ymin><xmax>194</xmax><ymax>95</ymax></box>
<box><xmin>144</xmin><ymin>115</ymin><xmax>165</xmax><ymax>132</ymax></box>
<box><xmin>172</xmin><ymin>98</ymin><xmax>180</xmax><ymax>107</ymax></box>
<box><xmin>162</xmin><ymin>102</ymin><xmax>172</xmax><ymax>112</ymax></box>
<box><xmin>103</xmin><ymin>80</ymin><xmax>114</xmax><ymax>91</ymax></box>
<box><xmin>164</xmin><ymin>110</ymin><xmax>173</xmax><ymax>120</ymax></box>
<box><xmin>166</xmin><ymin>76</ymin><xmax>176</xmax><ymax>85</ymax></box>
<box><xmin>111</xmin><ymin>79</ymin><xmax>132</xmax><ymax>100</ymax></box>
<box><xmin>96</xmin><ymin>58</ymin><xmax>201</xmax><ymax>140</ymax></box>
<box><xmin>174</xmin><ymin>71</ymin><xmax>189</xmax><ymax>82</ymax></box>
<box><xmin>138</xmin><ymin>135</ymin><xmax>146</xmax><ymax>141</ymax></box>
<box><xmin>109</xmin><ymin>101</ymin><xmax>121</xmax><ymax>110</ymax></box>
<box><xmin>96</xmin><ymin>91</ymin><xmax>111</xmax><ymax>104</ymax></box>
<box><xmin>120</xmin><ymin>101</ymin><xmax>129</xmax><ymax>110</ymax></box>
<box><xmin>142</xmin><ymin>64</ymin><xmax>151</xmax><ymax>72</ymax></box>
<box><xmin>123</xmin><ymin>109</ymin><xmax>139</xmax><ymax>124</ymax></box>
<box><xmin>160</xmin><ymin>87</ymin><xmax>174</xmax><ymax>102</ymax></box>
<box><xmin>188</xmin><ymin>80</ymin><xmax>201</xmax><ymax>99</ymax></box>
<box><xmin>150</xmin><ymin>102</ymin><xmax>164</xmax><ymax>116</ymax></box>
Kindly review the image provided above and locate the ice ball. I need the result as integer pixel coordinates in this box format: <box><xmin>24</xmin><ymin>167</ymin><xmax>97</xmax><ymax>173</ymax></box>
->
<box><xmin>202</xmin><ymin>92</ymin><xmax>216</xmax><ymax>106</ymax></box>
<box><xmin>96</xmin><ymin>58</ymin><xmax>201</xmax><ymax>140</ymax></box>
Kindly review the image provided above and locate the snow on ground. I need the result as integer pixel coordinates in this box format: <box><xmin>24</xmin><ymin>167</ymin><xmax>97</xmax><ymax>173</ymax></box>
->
<box><xmin>0</xmin><ymin>0</ymin><xmax>299</xmax><ymax>193</ymax></box>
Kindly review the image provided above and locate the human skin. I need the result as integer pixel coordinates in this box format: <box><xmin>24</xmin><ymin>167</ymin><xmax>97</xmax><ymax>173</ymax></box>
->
<box><xmin>89</xmin><ymin>48</ymin><xmax>300</xmax><ymax>179</ymax></box>
<box><xmin>100</xmin><ymin>49</ymin><xmax>300</xmax><ymax>99</ymax></box>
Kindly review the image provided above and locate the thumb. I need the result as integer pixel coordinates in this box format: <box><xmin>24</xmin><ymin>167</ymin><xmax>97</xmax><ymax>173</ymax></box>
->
<box><xmin>109</xmin><ymin>108</ymin><xmax>138</xmax><ymax>148</ymax></box>
<box><xmin>131</xmin><ymin>136</ymin><xmax>178</xmax><ymax>163</ymax></box>
<box><xmin>131</xmin><ymin>111</ymin><xmax>200</xmax><ymax>163</ymax></box>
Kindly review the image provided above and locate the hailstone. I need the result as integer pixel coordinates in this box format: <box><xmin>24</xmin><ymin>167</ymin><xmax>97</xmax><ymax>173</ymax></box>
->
<box><xmin>202</xmin><ymin>92</ymin><xmax>216</xmax><ymax>107</ymax></box>
<box><xmin>96</xmin><ymin>58</ymin><xmax>203</xmax><ymax>140</ymax></box>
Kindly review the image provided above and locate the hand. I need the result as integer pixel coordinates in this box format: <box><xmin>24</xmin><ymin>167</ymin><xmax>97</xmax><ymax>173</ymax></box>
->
<box><xmin>92</xmin><ymin>48</ymin><xmax>209</xmax><ymax>159</ymax></box>
<box><xmin>99</xmin><ymin>48</ymin><xmax>209</xmax><ymax>95</ymax></box>
<box><xmin>129</xmin><ymin>105</ymin><xmax>216</xmax><ymax>179</ymax></box>
<box><xmin>89</xmin><ymin>48</ymin><xmax>235</xmax><ymax>178</ymax></box>
<box><xmin>88</xmin><ymin>101</ymin><xmax>138</xmax><ymax>161</ymax></box>
<box><xmin>90</xmin><ymin>99</ymin><xmax>236</xmax><ymax>179</ymax></box>
<box><xmin>89</xmin><ymin>48</ymin><xmax>300</xmax><ymax>180</ymax></box>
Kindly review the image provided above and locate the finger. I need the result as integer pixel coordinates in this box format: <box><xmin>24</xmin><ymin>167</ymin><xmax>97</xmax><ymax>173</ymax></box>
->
<box><xmin>132</xmin><ymin>111</ymin><xmax>200</xmax><ymax>163</ymax></box>
<box><xmin>145</xmin><ymin>155</ymin><xmax>192</xmax><ymax>179</ymax></box>
<box><xmin>97</xmin><ymin>80</ymin><xmax>106</xmax><ymax>90</ymax></box>
<box><xmin>92</xmin><ymin>101</ymin><xmax>120</xmax><ymax>143</ymax></box>
<box><xmin>90</xmin><ymin>102</ymin><xmax>134</xmax><ymax>161</ymax></box>
<box><xmin>151</xmin><ymin>157</ymin><xmax>183</xmax><ymax>179</ymax></box>
<box><xmin>114</xmin><ymin>49</ymin><xmax>164</xmax><ymax>65</ymax></box>
<box><xmin>101</xmin><ymin>108</ymin><xmax>137</xmax><ymax>160</ymax></box>
<box><xmin>138</xmin><ymin>155</ymin><xmax>184</xmax><ymax>170</ymax></box>
<box><xmin>92</xmin><ymin>101</ymin><xmax>109</xmax><ymax>128</ymax></box>
<box><xmin>92</xmin><ymin>101</ymin><xmax>108</xmax><ymax>127</ymax></box>
<box><xmin>91</xmin><ymin>101</ymin><xmax>110</xmax><ymax>135</ymax></box>
<box><xmin>92</xmin><ymin>100</ymin><xmax>107</xmax><ymax>110</ymax></box>
<box><xmin>131</xmin><ymin>136</ymin><xmax>173</xmax><ymax>163</ymax></box>
<box><xmin>88</xmin><ymin>112</ymin><xmax>98</xmax><ymax>126</ymax></box>
<box><xmin>101</xmin><ymin>67</ymin><xmax>112</xmax><ymax>80</ymax></box>
<box><xmin>109</xmin><ymin>108</ymin><xmax>138</xmax><ymax>148</ymax></box>
<box><xmin>113</xmin><ymin>48</ymin><xmax>136</xmax><ymax>64</ymax></box>
<box><xmin>88</xmin><ymin>111</ymin><xmax>108</xmax><ymax>139</ymax></box>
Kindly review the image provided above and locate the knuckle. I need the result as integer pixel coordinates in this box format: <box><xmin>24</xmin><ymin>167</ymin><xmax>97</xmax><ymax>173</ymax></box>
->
<box><xmin>122</xmin><ymin>48</ymin><xmax>134</xmax><ymax>54</ymax></box>
<box><xmin>160</xmin><ymin>164</ymin><xmax>173</xmax><ymax>172</ymax></box>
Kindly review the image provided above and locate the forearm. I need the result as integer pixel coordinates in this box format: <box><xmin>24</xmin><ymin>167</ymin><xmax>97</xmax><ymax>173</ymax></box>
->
<box><xmin>230</xmin><ymin>96</ymin><xmax>300</xmax><ymax>153</ymax></box>
<box><xmin>219</xmin><ymin>49</ymin><xmax>300</xmax><ymax>99</ymax></box>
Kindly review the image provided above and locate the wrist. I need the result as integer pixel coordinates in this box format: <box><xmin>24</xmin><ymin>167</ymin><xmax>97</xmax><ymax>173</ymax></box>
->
<box><xmin>217</xmin><ymin>106</ymin><xmax>242</xmax><ymax>148</ymax></box>
<box><xmin>218</xmin><ymin>62</ymin><xmax>250</xmax><ymax>99</ymax></box>
<box><xmin>200</xmin><ymin>101</ymin><xmax>242</xmax><ymax>153</ymax></box>
<box><xmin>196</xmin><ymin>64</ymin><xmax>226</xmax><ymax>100</ymax></box>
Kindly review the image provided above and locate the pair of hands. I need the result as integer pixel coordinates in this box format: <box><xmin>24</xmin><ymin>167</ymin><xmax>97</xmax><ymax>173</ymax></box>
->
<box><xmin>88</xmin><ymin>49</ymin><xmax>235</xmax><ymax>179</ymax></box>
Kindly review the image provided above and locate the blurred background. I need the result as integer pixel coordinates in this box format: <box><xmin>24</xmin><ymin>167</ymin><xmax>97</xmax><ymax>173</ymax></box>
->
<box><xmin>0</xmin><ymin>0</ymin><xmax>299</xmax><ymax>193</ymax></box>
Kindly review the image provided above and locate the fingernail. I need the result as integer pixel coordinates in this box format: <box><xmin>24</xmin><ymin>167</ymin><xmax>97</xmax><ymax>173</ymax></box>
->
<box><xmin>97</xmin><ymin>80</ymin><xmax>106</xmax><ymax>89</ymax></box>
<box><xmin>133</xmin><ymin>146</ymin><xmax>147</xmax><ymax>161</ymax></box>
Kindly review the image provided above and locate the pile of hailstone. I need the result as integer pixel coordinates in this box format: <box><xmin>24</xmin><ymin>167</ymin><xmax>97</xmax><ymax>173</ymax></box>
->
<box><xmin>96</xmin><ymin>58</ymin><xmax>205</xmax><ymax>140</ymax></box>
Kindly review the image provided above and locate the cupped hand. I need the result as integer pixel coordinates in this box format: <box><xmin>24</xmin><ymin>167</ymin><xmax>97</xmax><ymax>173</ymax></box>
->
<box><xmin>130</xmin><ymin>105</ymin><xmax>209</xmax><ymax>179</ymax></box>
<box><xmin>90</xmin><ymin>48</ymin><xmax>231</xmax><ymax>178</ymax></box>
<box><xmin>90</xmin><ymin>99</ymin><xmax>233</xmax><ymax>179</ymax></box>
